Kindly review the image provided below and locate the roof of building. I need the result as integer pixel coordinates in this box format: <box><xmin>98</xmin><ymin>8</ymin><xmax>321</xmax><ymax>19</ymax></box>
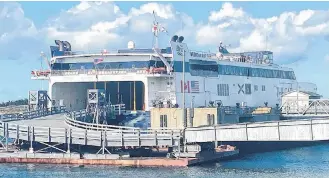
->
<box><xmin>282</xmin><ymin>90</ymin><xmax>322</xmax><ymax>97</ymax></box>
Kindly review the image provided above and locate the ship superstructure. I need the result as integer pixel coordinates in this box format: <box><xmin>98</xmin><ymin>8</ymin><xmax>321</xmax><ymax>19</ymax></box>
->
<box><xmin>31</xmin><ymin>36</ymin><xmax>317</xmax><ymax>113</ymax></box>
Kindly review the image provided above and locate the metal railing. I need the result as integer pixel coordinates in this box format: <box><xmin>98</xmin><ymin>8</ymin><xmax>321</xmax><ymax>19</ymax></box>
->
<box><xmin>0</xmin><ymin>107</ymin><xmax>181</xmax><ymax>148</ymax></box>
<box><xmin>281</xmin><ymin>99</ymin><xmax>329</xmax><ymax>115</ymax></box>
<box><xmin>65</xmin><ymin>109</ymin><xmax>181</xmax><ymax>133</ymax></box>
<box><xmin>0</xmin><ymin>121</ymin><xmax>181</xmax><ymax>148</ymax></box>
<box><xmin>3</xmin><ymin>105</ymin><xmax>329</xmax><ymax>149</ymax></box>
<box><xmin>0</xmin><ymin>106</ymin><xmax>66</xmax><ymax>121</ymax></box>
<box><xmin>50</xmin><ymin>68</ymin><xmax>161</xmax><ymax>76</ymax></box>
<box><xmin>184</xmin><ymin>117</ymin><xmax>329</xmax><ymax>142</ymax></box>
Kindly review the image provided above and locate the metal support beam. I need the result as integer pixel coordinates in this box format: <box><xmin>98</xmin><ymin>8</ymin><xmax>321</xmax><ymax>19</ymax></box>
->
<box><xmin>96</xmin><ymin>131</ymin><xmax>111</xmax><ymax>154</ymax></box>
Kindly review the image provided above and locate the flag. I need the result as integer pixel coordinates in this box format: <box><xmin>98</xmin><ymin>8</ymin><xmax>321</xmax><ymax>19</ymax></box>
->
<box><xmin>191</xmin><ymin>81</ymin><xmax>199</xmax><ymax>93</ymax></box>
<box><xmin>181</xmin><ymin>80</ymin><xmax>190</xmax><ymax>93</ymax></box>
<box><xmin>160</xmin><ymin>26</ymin><xmax>167</xmax><ymax>33</ymax></box>
<box><xmin>152</xmin><ymin>24</ymin><xmax>158</xmax><ymax>33</ymax></box>
<box><xmin>94</xmin><ymin>58</ymin><xmax>103</xmax><ymax>65</ymax></box>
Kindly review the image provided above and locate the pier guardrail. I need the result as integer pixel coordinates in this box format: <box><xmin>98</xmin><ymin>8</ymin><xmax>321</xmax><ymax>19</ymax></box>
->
<box><xmin>3</xmin><ymin>104</ymin><xmax>329</xmax><ymax>151</ymax></box>
<box><xmin>0</xmin><ymin>112</ymin><xmax>181</xmax><ymax>148</ymax></box>
<box><xmin>184</xmin><ymin>117</ymin><xmax>329</xmax><ymax>142</ymax></box>
<box><xmin>0</xmin><ymin>106</ymin><xmax>66</xmax><ymax>121</ymax></box>
<box><xmin>66</xmin><ymin>109</ymin><xmax>182</xmax><ymax>132</ymax></box>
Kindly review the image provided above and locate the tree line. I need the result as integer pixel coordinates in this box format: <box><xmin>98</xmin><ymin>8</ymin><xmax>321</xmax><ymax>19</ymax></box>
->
<box><xmin>0</xmin><ymin>98</ymin><xmax>28</xmax><ymax>107</ymax></box>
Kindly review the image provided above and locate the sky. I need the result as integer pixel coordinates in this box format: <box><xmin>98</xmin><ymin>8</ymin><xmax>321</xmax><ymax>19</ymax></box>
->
<box><xmin>1</xmin><ymin>1</ymin><xmax>329</xmax><ymax>101</ymax></box>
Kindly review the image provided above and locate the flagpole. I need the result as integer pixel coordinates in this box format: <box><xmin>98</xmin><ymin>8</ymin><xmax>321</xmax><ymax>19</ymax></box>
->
<box><xmin>94</xmin><ymin>62</ymin><xmax>97</xmax><ymax>89</ymax></box>
<box><xmin>182</xmin><ymin>48</ymin><xmax>187</xmax><ymax>153</ymax></box>
<box><xmin>182</xmin><ymin>49</ymin><xmax>185</xmax><ymax>126</ymax></box>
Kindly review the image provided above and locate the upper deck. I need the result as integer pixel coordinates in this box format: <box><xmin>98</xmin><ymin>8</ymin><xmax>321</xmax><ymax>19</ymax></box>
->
<box><xmin>31</xmin><ymin>39</ymin><xmax>295</xmax><ymax>81</ymax></box>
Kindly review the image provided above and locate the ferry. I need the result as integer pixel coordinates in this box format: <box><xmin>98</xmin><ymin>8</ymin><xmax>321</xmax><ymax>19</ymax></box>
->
<box><xmin>30</xmin><ymin>16</ymin><xmax>317</xmax><ymax>117</ymax></box>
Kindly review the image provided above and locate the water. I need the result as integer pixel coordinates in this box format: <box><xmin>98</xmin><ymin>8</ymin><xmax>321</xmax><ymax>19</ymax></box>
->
<box><xmin>1</xmin><ymin>144</ymin><xmax>329</xmax><ymax>178</ymax></box>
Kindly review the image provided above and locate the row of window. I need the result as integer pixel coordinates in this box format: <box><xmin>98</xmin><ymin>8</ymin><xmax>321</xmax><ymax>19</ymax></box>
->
<box><xmin>52</xmin><ymin>61</ymin><xmax>152</xmax><ymax>70</ymax></box>
<box><xmin>52</xmin><ymin>60</ymin><xmax>296</xmax><ymax>80</ymax></box>
<box><xmin>217</xmin><ymin>83</ymin><xmax>266</xmax><ymax>96</ymax></box>
<box><xmin>218</xmin><ymin>65</ymin><xmax>296</xmax><ymax>80</ymax></box>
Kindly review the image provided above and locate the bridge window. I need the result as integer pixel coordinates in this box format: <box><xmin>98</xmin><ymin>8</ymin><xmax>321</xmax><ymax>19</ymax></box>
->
<box><xmin>262</xmin><ymin>85</ymin><xmax>266</xmax><ymax>91</ymax></box>
<box><xmin>160</xmin><ymin>115</ymin><xmax>168</xmax><ymax>127</ymax></box>
<box><xmin>189</xmin><ymin>59</ymin><xmax>218</xmax><ymax>77</ymax></box>
<box><xmin>218</xmin><ymin>65</ymin><xmax>296</xmax><ymax>80</ymax></box>
<box><xmin>245</xmin><ymin>84</ymin><xmax>252</xmax><ymax>95</ymax></box>
<box><xmin>218</xmin><ymin>84</ymin><xmax>229</xmax><ymax>96</ymax></box>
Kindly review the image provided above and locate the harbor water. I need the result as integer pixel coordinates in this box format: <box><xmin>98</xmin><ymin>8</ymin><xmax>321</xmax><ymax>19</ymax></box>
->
<box><xmin>1</xmin><ymin>143</ymin><xmax>329</xmax><ymax>178</ymax></box>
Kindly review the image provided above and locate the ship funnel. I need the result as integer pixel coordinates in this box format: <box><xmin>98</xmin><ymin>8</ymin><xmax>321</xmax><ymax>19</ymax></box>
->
<box><xmin>171</xmin><ymin>35</ymin><xmax>178</xmax><ymax>42</ymax></box>
<box><xmin>55</xmin><ymin>40</ymin><xmax>64</xmax><ymax>51</ymax></box>
<box><xmin>62</xmin><ymin>41</ymin><xmax>71</xmax><ymax>51</ymax></box>
<box><xmin>177</xmin><ymin>36</ymin><xmax>184</xmax><ymax>43</ymax></box>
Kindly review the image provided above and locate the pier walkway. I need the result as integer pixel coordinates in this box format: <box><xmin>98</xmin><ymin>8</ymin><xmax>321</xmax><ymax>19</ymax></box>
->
<box><xmin>1</xmin><ymin>106</ymin><xmax>329</xmax><ymax>154</ymax></box>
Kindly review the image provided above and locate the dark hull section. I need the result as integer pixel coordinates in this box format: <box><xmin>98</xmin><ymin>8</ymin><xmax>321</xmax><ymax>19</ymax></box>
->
<box><xmin>221</xmin><ymin>141</ymin><xmax>327</xmax><ymax>155</ymax></box>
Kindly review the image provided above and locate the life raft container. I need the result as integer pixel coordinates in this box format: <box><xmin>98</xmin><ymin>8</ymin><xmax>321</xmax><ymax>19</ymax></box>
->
<box><xmin>31</xmin><ymin>70</ymin><xmax>51</xmax><ymax>76</ymax></box>
<box><xmin>146</xmin><ymin>67</ymin><xmax>166</xmax><ymax>73</ymax></box>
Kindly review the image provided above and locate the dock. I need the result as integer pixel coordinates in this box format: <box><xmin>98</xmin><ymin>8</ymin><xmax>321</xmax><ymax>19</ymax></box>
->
<box><xmin>0</xmin><ymin>98</ymin><xmax>329</xmax><ymax>167</ymax></box>
<box><xmin>0</xmin><ymin>148</ymin><xmax>238</xmax><ymax>167</ymax></box>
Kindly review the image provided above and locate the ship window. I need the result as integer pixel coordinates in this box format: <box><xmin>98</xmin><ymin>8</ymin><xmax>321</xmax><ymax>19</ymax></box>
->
<box><xmin>254</xmin><ymin>85</ymin><xmax>258</xmax><ymax>92</ymax></box>
<box><xmin>189</xmin><ymin>59</ymin><xmax>218</xmax><ymax>77</ymax></box>
<box><xmin>245</xmin><ymin>84</ymin><xmax>251</xmax><ymax>95</ymax></box>
<box><xmin>160</xmin><ymin>115</ymin><xmax>168</xmax><ymax>127</ymax></box>
<box><xmin>262</xmin><ymin>85</ymin><xmax>266</xmax><ymax>91</ymax></box>
<box><xmin>217</xmin><ymin>84</ymin><xmax>229</xmax><ymax>96</ymax></box>
<box><xmin>213</xmin><ymin>64</ymin><xmax>296</xmax><ymax>80</ymax></box>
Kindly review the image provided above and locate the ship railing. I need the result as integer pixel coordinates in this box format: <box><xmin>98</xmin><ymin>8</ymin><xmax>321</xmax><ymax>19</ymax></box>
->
<box><xmin>50</xmin><ymin>68</ymin><xmax>168</xmax><ymax>76</ymax></box>
<box><xmin>62</xmin><ymin>49</ymin><xmax>120</xmax><ymax>56</ymax></box>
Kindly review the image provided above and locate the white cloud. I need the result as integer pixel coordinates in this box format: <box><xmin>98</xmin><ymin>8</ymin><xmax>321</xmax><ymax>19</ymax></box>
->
<box><xmin>130</xmin><ymin>3</ymin><xmax>175</xmax><ymax>19</ymax></box>
<box><xmin>209</xmin><ymin>2</ymin><xmax>244</xmax><ymax>22</ymax></box>
<box><xmin>0</xmin><ymin>2</ymin><xmax>41</xmax><ymax>60</ymax></box>
<box><xmin>195</xmin><ymin>3</ymin><xmax>329</xmax><ymax>63</ymax></box>
<box><xmin>3</xmin><ymin>1</ymin><xmax>329</xmax><ymax>65</ymax></box>
<box><xmin>42</xmin><ymin>2</ymin><xmax>199</xmax><ymax>51</ymax></box>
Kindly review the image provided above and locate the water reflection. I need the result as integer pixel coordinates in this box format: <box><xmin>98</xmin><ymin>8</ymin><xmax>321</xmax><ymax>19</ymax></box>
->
<box><xmin>1</xmin><ymin>144</ymin><xmax>329</xmax><ymax>178</ymax></box>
